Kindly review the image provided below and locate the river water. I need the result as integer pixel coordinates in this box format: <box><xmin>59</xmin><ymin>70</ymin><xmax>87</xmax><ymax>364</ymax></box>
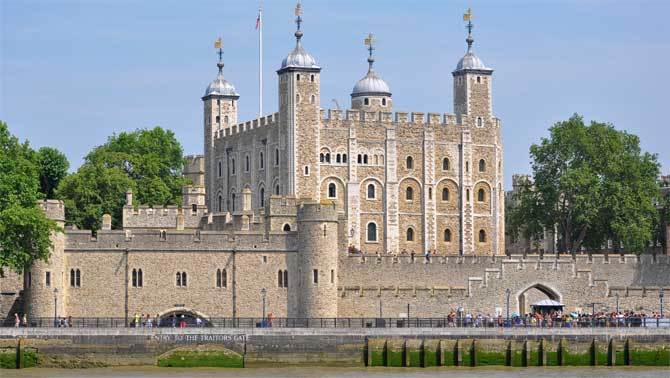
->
<box><xmin>3</xmin><ymin>367</ymin><xmax>669</xmax><ymax>378</ymax></box>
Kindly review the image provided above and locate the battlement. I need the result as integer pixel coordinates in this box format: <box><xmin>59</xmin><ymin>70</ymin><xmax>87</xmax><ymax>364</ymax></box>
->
<box><xmin>320</xmin><ymin>108</ymin><xmax>459</xmax><ymax>126</ymax></box>
<box><xmin>267</xmin><ymin>196</ymin><xmax>298</xmax><ymax>217</ymax></box>
<box><xmin>343</xmin><ymin>253</ymin><xmax>670</xmax><ymax>267</ymax></box>
<box><xmin>38</xmin><ymin>199</ymin><xmax>65</xmax><ymax>221</ymax></box>
<box><xmin>297</xmin><ymin>200</ymin><xmax>339</xmax><ymax>221</ymax></box>
<box><xmin>184</xmin><ymin>155</ymin><xmax>204</xmax><ymax>173</ymax></box>
<box><xmin>122</xmin><ymin>205</ymin><xmax>207</xmax><ymax>230</ymax></box>
<box><xmin>214</xmin><ymin>112</ymin><xmax>279</xmax><ymax>139</ymax></box>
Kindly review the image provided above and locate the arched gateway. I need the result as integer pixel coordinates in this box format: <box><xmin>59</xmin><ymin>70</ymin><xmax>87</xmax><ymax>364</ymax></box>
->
<box><xmin>516</xmin><ymin>283</ymin><xmax>562</xmax><ymax>315</ymax></box>
<box><xmin>158</xmin><ymin>307</ymin><xmax>210</xmax><ymax>327</ymax></box>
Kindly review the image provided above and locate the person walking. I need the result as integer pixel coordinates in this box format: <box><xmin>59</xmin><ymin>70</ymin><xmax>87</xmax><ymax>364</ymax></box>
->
<box><xmin>22</xmin><ymin>314</ymin><xmax>28</xmax><ymax>327</ymax></box>
<box><xmin>14</xmin><ymin>313</ymin><xmax>20</xmax><ymax>328</ymax></box>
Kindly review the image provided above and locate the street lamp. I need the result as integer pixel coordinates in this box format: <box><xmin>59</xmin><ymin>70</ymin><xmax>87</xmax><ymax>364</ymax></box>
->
<box><xmin>660</xmin><ymin>288</ymin><xmax>664</xmax><ymax>318</ymax></box>
<box><xmin>53</xmin><ymin>288</ymin><xmax>58</xmax><ymax>327</ymax></box>
<box><xmin>505</xmin><ymin>288</ymin><xmax>511</xmax><ymax>325</ymax></box>
<box><xmin>260</xmin><ymin>288</ymin><xmax>267</xmax><ymax>325</ymax></box>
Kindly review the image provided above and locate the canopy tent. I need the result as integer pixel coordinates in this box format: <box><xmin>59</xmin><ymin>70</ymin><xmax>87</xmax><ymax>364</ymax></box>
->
<box><xmin>531</xmin><ymin>299</ymin><xmax>564</xmax><ymax>314</ymax></box>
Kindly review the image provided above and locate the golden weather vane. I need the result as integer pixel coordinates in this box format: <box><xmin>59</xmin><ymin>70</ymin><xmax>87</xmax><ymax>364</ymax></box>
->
<box><xmin>463</xmin><ymin>8</ymin><xmax>472</xmax><ymax>22</ymax></box>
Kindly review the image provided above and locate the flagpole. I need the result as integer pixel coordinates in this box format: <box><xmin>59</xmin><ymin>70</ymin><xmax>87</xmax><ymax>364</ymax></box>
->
<box><xmin>258</xmin><ymin>5</ymin><xmax>263</xmax><ymax>117</ymax></box>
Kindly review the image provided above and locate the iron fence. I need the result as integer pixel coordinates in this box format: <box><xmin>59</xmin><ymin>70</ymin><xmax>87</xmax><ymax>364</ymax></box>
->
<box><xmin>5</xmin><ymin>316</ymin><xmax>670</xmax><ymax>329</ymax></box>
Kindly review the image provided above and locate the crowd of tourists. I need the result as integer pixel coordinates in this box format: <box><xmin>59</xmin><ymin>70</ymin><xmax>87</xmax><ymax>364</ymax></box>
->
<box><xmin>442</xmin><ymin>310</ymin><xmax>667</xmax><ymax>328</ymax></box>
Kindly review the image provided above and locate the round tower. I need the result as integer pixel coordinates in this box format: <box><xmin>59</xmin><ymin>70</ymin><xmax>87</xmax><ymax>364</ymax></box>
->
<box><xmin>25</xmin><ymin>200</ymin><xmax>66</xmax><ymax>322</ymax></box>
<box><xmin>351</xmin><ymin>33</ymin><xmax>392</xmax><ymax>112</ymax></box>
<box><xmin>291</xmin><ymin>201</ymin><xmax>339</xmax><ymax>318</ymax></box>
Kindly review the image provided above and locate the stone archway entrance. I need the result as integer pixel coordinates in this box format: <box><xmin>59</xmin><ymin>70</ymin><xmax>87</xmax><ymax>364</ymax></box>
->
<box><xmin>517</xmin><ymin>283</ymin><xmax>561</xmax><ymax>315</ymax></box>
<box><xmin>158</xmin><ymin>307</ymin><xmax>210</xmax><ymax>327</ymax></box>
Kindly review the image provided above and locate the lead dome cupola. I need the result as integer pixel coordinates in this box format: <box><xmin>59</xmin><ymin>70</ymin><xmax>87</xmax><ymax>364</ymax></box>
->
<box><xmin>279</xmin><ymin>2</ymin><xmax>319</xmax><ymax>71</ymax></box>
<box><xmin>351</xmin><ymin>33</ymin><xmax>391</xmax><ymax>97</ymax></box>
<box><xmin>203</xmin><ymin>39</ymin><xmax>239</xmax><ymax>98</ymax></box>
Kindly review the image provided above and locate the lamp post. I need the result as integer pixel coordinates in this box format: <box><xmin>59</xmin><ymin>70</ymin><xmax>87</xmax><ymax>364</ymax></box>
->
<box><xmin>53</xmin><ymin>288</ymin><xmax>58</xmax><ymax>327</ymax></box>
<box><xmin>260</xmin><ymin>288</ymin><xmax>267</xmax><ymax>325</ymax></box>
<box><xmin>505</xmin><ymin>288</ymin><xmax>511</xmax><ymax>325</ymax></box>
<box><xmin>660</xmin><ymin>288</ymin><xmax>664</xmax><ymax>318</ymax></box>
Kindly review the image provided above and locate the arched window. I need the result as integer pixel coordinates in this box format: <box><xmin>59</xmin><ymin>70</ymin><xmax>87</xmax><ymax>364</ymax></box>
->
<box><xmin>320</xmin><ymin>153</ymin><xmax>324</xmax><ymax>163</ymax></box>
<box><xmin>382</xmin><ymin>98</ymin><xmax>387</xmax><ymax>106</ymax></box>
<box><xmin>363</xmin><ymin>155</ymin><xmax>368</xmax><ymax>164</ymax></box>
<box><xmin>217</xmin><ymin>195</ymin><xmax>222</xmax><ymax>212</ymax></box>
<box><xmin>310</xmin><ymin>74</ymin><xmax>315</xmax><ymax>82</ymax></box>
<box><xmin>75</xmin><ymin>269</ymin><xmax>81</xmax><ymax>287</ymax></box>
<box><xmin>374</xmin><ymin>155</ymin><xmax>379</xmax><ymax>165</ymax></box>
<box><xmin>311</xmin><ymin>94</ymin><xmax>315</xmax><ymax>104</ymax></box>
<box><xmin>479</xmin><ymin>230</ymin><xmax>487</xmax><ymax>243</ymax></box>
<box><xmin>364</xmin><ymin>98</ymin><xmax>369</xmax><ymax>105</ymax></box>
<box><xmin>296</xmin><ymin>93</ymin><xmax>300</xmax><ymax>103</ymax></box>
<box><xmin>136</xmin><ymin>269</ymin><xmax>143</xmax><ymax>287</ymax></box>
<box><xmin>336</xmin><ymin>154</ymin><xmax>341</xmax><ymax>163</ymax></box>
<box><xmin>231</xmin><ymin>193</ymin><xmax>236</xmax><ymax>212</ymax></box>
<box><xmin>260</xmin><ymin>187</ymin><xmax>265</xmax><ymax>207</ymax></box>
<box><xmin>182</xmin><ymin>272</ymin><xmax>187</xmax><ymax>286</ymax></box>
<box><xmin>477</xmin><ymin>117</ymin><xmax>483</xmax><ymax>127</ymax></box>
<box><xmin>357</xmin><ymin>154</ymin><xmax>362</xmax><ymax>164</ymax></box>
<box><xmin>367</xmin><ymin>222</ymin><xmax>377</xmax><ymax>242</ymax></box>
<box><xmin>218</xmin><ymin>161</ymin><xmax>222</xmax><ymax>177</ymax></box>
<box><xmin>275</xmin><ymin>184</ymin><xmax>280</xmax><ymax>195</ymax></box>
<box><xmin>296</xmin><ymin>74</ymin><xmax>301</xmax><ymax>81</ymax></box>
<box><xmin>176</xmin><ymin>272</ymin><xmax>181</xmax><ymax>286</ymax></box>
<box><xmin>231</xmin><ymin>158</ymin><xmax>236</xmax><ymax>174</ymax></box>
<box><xmin>132</xmin><ymin>269</ymin><xmax>138</xmax><ymax>287</ymax></box>
<box><xmin>367</xmin><ymin>183</ymin><xmax>375</xmax><ymax>199</ymax></box>
<box><xmin>406</xmin><ymin>227</ymin><xmax>414</xmax><ymax>241</ymax></box>
<box><xmin>278</xmin><ymin>270</ymin><xmax>284</xmax><ymax>287</ymax></box>
<box><xmin>442</xmin><ymin>158</ymin><xmax>450</xmax><ymax>171</ymax></box>
<box><xmin>406</xmin><ymin>156</ymin><xmax>414</xmax><ymax>169</ymax></box>
<box><xmin>70</xmin><ymin>269</ymin><xmax>75</xmax><ymax>287</ymax></box>
<box><xmin>222</xmin><ymin>269</ymin><xmax>227</xmax><ymax>287</ymax></box>
<box><xmin>304</xmin><ymin>166</ymin><xmax>309</xmax><ymax>175</ymax></box>
<box><xmin>275</xmin><ymin>148</ymin><xmax>280</xmax><ymax>165</ymax></box>
<box><xmin>245</xmin><ymin>155</ymin><xmax>250</xmax><ymax>172</ymax></box>
<box><xmin>342</xmin><ymin>154</ymin><xmax>347</xmax><ymax>163</ymax></box>
<box><xmin>428</xmin><ymin>187</ymin><xmax>432</xmax><ymax>200</ymax></box>
<box><xmin>479</xmin><ymin>159</ymin><xmax>486</xmax><ymax>172</ymax></box>
<box><xmin>260</xmin><ymin>152</ymin><xmax>264</xmax><ymax>169</ymax></box>
<box><xmin>406</xmin><ymin>187</ymin><xmax>414</xmax><ymax>200</ymax></box>
<box><xmin>216</xmin><ymin>269</ymin><xmax>222</xmax><ymax>287</ymax></box>
<box><xmin>325</xmin><ymin>153</ymin><xmax>331</xmax><ymax>163</ymax></box>
<box><xmin>283</xmin><ymin>223</ymin><xmax>291</xmax><ymax>232</ymax></box>
<box><xmin>216</xmin><ymin>115</ymin><xmax>220</xmax><ymax>124</ymax></box>
<box><xmin>466</xmin><ymin>189</ymin><xmax>470</xmax><ymax>202</ymax></box>
<box><xmin>442</xmin><ymin>188</ymin><xmax>450</xmax><ymax>201</ymax></box>
<box><xmin>477</xmin><ymin>76</ymin><xmax>481</xmax><ymax>83</ymax></box>
<box><xmin>444</xmin><ymin>229</ymin><xmax>452</xmax><ymax>242</ymax></box>
<box><xmin>478</xmin><ymin>188</ymin><xmax>485</xmax><ymax>202</ymax></box>
<box><xmin>283</xmin><ymin>270</ymin><xmax>288</xmax><ymax>288</ymax></box>
<box><xmin>192</xmin><ymin>203</ymin><xmax>197</xmax><ymax>213</ymax></box>
<box><xmin>328</xmin><ymin>183</ymin><xmax>337</xmax><ymax>198</ymax></box>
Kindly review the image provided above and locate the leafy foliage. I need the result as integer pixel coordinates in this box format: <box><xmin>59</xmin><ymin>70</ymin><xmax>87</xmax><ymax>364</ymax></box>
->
<box><xmin>56</xmin><ymin>127</ymin><xmax>187</xmax><ymax>230</ymax></box>
<box><xmin>0</xmin><ymin>121</ymin><xmax>59</xmax><ymax>275</ymax></box>
<box><xmin>509</xmin><ymin>114</ymin><xmax>660</xmax><ymax>254</ymax></box>
<box><xmin>35</xmin><ymin>147</ymin><xmax>69</xmax><ymax>199</ymax></box>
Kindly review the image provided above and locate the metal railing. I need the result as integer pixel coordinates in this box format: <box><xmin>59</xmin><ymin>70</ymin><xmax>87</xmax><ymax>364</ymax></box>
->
<box><xmin>5</xmin><ymin>316</ymin><xmax>670</xmax><ymax>329</ymax></box>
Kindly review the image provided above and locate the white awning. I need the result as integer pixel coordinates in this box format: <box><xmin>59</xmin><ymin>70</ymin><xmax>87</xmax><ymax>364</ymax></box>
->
<box><xmin>532</xmin><ymin>299</ymin><xmax>564</xmax><ymax>307</ymax></box>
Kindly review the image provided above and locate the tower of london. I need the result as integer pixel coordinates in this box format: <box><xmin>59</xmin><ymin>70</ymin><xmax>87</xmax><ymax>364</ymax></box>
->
<box><xmin>1</xmin><ymin>5</ymin><xmax>667</xmax><ymax>324</ymax></box>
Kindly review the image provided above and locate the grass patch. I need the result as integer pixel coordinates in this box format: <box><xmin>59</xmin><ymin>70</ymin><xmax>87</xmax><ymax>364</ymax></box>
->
<box><xmin>0</xmin><ymin>350</ymin><xmax>37</xmax><ymax>369</ymax></box>
<box><xmin>157</xmin><ymin>349</ymin><xmax>243</xmax><ymax>368</ymax></box>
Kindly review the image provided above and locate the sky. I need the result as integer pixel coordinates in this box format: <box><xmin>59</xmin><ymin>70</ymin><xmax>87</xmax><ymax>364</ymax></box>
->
<box><xmin>2</xmin><ymin>0</ymin><xmax>669</xmax><ymax>189</ymax></box>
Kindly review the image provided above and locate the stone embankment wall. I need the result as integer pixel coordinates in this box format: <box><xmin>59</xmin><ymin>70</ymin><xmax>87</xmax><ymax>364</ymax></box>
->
<box><xmin>0</xmin><ymin>328</ymin><xmax>668</xmax><ymax>368</ymax></box>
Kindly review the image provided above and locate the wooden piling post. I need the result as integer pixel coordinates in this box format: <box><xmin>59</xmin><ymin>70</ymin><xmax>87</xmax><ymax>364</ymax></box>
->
<box><xmin>470</xmin><ymin>339</ymin><xmax>477</xmax><ymax>367</ymax></box>
<box><xmin>505</xmin><ymin>341</ymin><xmax>512</xmax><ymax>366</ymax></box>
<box><xmin>623</xmin><ymin>338</ymin><xmax>631</xmax><ymax>366</ymax></box>
<box><xmin>521</xmin><ymin>340</ymin><xmax>530</xmax><ymax>367</ymax></box>
<box><xmin>454</xmin><ymin>339</ymin><xmax>462</xmax><ymax>366</ymax></box>
<box><xmin>557</xmin><ymin>338</ymin><xmax>565</xmax><ymax>366</ymax></box>
<box><xmin>607</xmin><ymin>338</ymin><xmax>616</xmax><ymax>366</ymax></box>
<box><xmin>590</xmin><ymin>339</ymin><xmax>597</xmax><ymax>366</ymax></box>
<box><xmin>16</xmin><ymin>338</ymin><xmax>23</xmax><ymax>369</ymax></box>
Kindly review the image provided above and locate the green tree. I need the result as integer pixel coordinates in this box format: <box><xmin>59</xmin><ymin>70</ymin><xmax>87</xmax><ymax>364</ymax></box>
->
<box><xmin>0</xmin><ymin>121</ymin><xmax>59</xmax><ymax>275</ymax></box>
<box><xmin>35</xmin><ymin>147</ymin><xmax>69</xmax><ymax>199</ymax></box>
<box><xmin>56</xmin><ymin>127</ymin><xmax>186</xmax><ymax>230</ymax></box>
<box><xmin>511</xmin><ymin>114</ymin><xmax>660</xmax><ymax>254</ymax></box>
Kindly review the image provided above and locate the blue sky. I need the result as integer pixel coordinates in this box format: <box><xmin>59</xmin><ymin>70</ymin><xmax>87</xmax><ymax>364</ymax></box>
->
<box><xmin>2</xmin><ymin>0</ymin><xmax>668</xmax><ymax>189</ymax></box>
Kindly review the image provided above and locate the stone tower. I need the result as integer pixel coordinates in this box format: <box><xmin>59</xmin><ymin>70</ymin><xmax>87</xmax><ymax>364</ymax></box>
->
<box><xmin>291</xmin><ymin>202</ymin><xmax>339</xmax><ymax>318</ymax></box>
<box><xmin>351</xmin><ymin>33</ymin><xmax>392</xmax><ymax>112</ymax></box>
<box><xmin>203</xmin><ymin>40</ymin><xmax>239</xmax><ymax>212</ymax></box>
<box><xmin>452</xmin><ymin>11</ymin><xmax>503</xmax><ymax>255</ymax></box>
<box><xmin>25</xmin><ymin>200</ymin><xmax>66</xmax><ymax>321</ymax></box>
<box><xmin>277</xmin><ymin>4</ymin><xmax>321</xmax><ymax>200</ymax></box>
<box><xmin>182</xmin><ymin>155</ymin><xmax>206</xmax><ymax>209</ymax></box>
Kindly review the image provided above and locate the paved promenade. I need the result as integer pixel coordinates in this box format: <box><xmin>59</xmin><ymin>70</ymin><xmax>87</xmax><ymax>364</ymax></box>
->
<box><xmin>2</xmin><ymin>326</ymin><xmax>669</xmax><ymax>338</ymax></box>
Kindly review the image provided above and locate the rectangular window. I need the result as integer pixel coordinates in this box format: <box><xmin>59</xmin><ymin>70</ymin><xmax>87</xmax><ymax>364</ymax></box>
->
<box><xmin>313</xmin><ymin>269</ymin><xmax>318</xmax><ymax>284</ymax></box>
<box><xmin>45</xmin><ymin>271</ymin><xmax>51</xmax><ymax>287</ymax></box>
<box><xmin>262</xmin><ymin>256</ymin><xmax>267</xmax><ymax>263</ymax></box>
<box><xmin>330</xmin><ymin>269</ymin><xmax>334</xmax><ymax>284</ymax></box>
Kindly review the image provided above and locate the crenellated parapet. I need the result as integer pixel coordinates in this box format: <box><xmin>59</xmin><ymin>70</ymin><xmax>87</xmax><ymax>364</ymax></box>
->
<box><xmin>122</xmin><ymin>205</ymin><xmax>207</xmax><ymax>230</ymax></box>
<box><xmin>214</xmin><ymin>112</ymin><xmax>279</xmax><ymax>139</ymax></box>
